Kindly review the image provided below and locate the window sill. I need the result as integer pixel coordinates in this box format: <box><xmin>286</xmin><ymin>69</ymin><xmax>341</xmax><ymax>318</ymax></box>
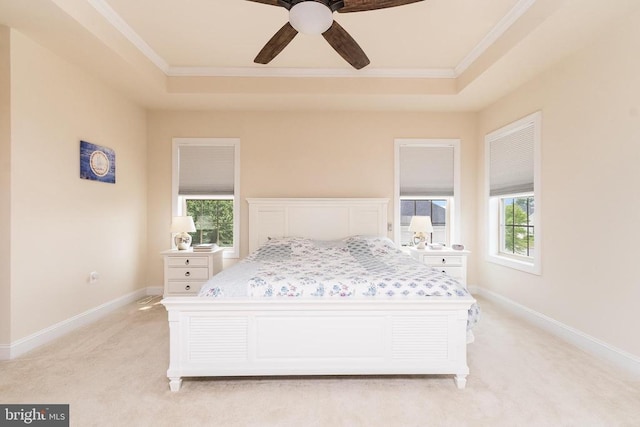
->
<box><xmin>487</xmin><ymin>253</ymin><xmax>541</xmax><ymax>275</ymax></box>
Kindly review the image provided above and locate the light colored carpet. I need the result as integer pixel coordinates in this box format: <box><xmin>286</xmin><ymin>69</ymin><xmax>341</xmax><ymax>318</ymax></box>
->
<box><xmin>1</xmin><ymin>295</ymin><xmax>639</xmax><ymax>427</ymax></box>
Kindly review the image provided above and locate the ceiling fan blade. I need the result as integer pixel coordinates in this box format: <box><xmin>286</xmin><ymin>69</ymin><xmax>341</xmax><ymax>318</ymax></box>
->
<box><xmin>338</xmin><ymin>0</ymin><xmax>424</xmax><ymax>13</ymax></box>
<box><xmin>322</xmin><ymin>21</ymin><xmax>370</xmax><ymax>70</ymax></box>
<box><xmin>245</xmin><ymin>0</ymin><xmax>282</xmax><ymax>6</ymax></box>
<box><xmin>254</xmin><ymin>22</ymin><xmax>299</xmax><ymax>64</ymax></box>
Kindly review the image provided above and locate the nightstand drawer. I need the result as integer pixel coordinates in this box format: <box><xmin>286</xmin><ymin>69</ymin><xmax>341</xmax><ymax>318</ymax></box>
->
<box><xmin>167</xmin><ymin>257</ymin><xmax>209</xmax><ymax>267</ymax></box>
<box><xmin>423</xmin><ymin>256</ymin><xmax>463</xmax><ymax>267</ymax></box>
<box><xmin>433</xmin><ymin>266</ymin><xmax>463</xmax><ymax>279</ymax></box>
<box><xmin>167</xmin><ymin>281</ymin><xmax>200</xmax><ymax>295</ymax></box>
<box><xmin>167</xmin><ymin>267</ymin><xmax>209</xmax><ymax>281</ymax></box>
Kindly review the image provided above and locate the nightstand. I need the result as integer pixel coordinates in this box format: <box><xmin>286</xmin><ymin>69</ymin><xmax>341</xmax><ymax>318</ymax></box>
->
<box><xmin>408</xmin><ymin>247</ymin><xmax>470</xmax><ymax>288</ymax></box>
<box><xmin>162</xmin><ymin>248</ymin><xmax>224</xmax><ymax>296</ymax></box>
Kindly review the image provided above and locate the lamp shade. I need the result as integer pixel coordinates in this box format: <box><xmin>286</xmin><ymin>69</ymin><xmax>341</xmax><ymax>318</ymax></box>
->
<box><xmin>408</xmin><ymin>216</ymin><xmax>433</xmax><ymax>233</ymax></box>
<box><xmin>289</xmin><ymin>2</ymin><xmax>333</xmax><ymax>34</ymax></box>
<box><xmin>170</xmin><ymin>216</ymin><xmax>196</xmax><ymax>233</ymax></box>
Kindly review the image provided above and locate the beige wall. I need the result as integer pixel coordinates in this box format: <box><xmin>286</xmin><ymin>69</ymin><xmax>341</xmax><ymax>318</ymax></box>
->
<box><xmin>0</xmin><ymin>26</ymin><xmax>11</xmax><ymax>345</ymax></box>
<box><xmin>476</xmin><ymin>10</ymin><xmax>640</xmax><ymax>357</ymax></box>
<box><xmin>8</xmin><ymin>31</ymin><xmax>148</xmax><ymax>341</ymax></box>
<box><xmin>146</xmin><ymin>111</ymin><xmax>478</xmax><ymax>287</ymax></box>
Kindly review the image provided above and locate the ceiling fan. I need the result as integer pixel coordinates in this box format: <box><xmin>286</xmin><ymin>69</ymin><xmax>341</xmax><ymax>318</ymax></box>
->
<box><xmin>246</xmin><ymin>0</ymin><xmax>425</xmax><ymax>70</ymax></box>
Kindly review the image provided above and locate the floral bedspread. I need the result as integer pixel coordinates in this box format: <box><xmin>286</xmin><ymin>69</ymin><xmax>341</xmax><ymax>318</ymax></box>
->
<box><xmin>246</xmin><ymin>236</ymin><xmax>467</xmax><ymax>298</ymax></box>
<box><xmin>199</xmin><ymin>236</ymin><xmax>480</xmax><ymax>330</ymax></box>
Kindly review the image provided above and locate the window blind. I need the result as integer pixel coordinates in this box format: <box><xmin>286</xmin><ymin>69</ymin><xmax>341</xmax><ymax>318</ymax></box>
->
<box><xmin>399</xmin><ymin>146</ymin><xmax>454</xmax><ymax>197</ymax></box>
<box><xmin>178</xmin><ymin>145</ymin><xmax>235</xmax><ymax>195</ymax></box>
<box><xmin>488</xmin><ymin>121</ymin><xmax>535</xmax><ymax>197</ymax></box>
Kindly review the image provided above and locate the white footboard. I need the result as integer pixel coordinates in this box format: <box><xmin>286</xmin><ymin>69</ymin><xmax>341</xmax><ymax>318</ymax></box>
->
<box><xmin>162</xmin><ymin>297</ymin><xmax>474</xmax><ymax>391</ymax></box>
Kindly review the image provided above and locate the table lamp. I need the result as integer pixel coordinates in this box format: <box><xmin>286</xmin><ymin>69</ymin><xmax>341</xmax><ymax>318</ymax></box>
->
<box><xmin>408</xmin><ymin>216</ymin><xmax>433</xmax><ymax>250</ymax></box>
<box><xmin>171</xmin><ymin>216</ymin><xmax>196</xmax><ymax>250</ymax></box>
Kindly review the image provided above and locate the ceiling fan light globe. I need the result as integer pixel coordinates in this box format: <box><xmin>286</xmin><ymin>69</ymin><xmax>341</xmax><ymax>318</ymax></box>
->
<box><xmin>289</xmin><ymin>2</ymin><xmax>333</xmax><ymax>35</ymax></box>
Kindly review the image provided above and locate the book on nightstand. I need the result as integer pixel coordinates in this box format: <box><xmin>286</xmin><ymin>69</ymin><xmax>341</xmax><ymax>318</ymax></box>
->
<box><xmin>192</xmin><ymin>244</ymin><xmax>218</xmax><ymax>252</ymax></box>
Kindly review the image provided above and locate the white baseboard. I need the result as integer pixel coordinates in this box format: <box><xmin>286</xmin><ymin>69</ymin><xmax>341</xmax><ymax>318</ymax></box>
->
<box><xmin>474</xmin><ymin>286</ymin><xmax>640</xmax><ymax>377</ymax></box>
<box><xmin>146</xmin><ymin>286</ymin><xmax>163</xmax><ymax>296</ymax></box>
<box><xmin>0</xmin><ymin>286</ymin><xmax>162</xmax><ymax>360</ymax></box>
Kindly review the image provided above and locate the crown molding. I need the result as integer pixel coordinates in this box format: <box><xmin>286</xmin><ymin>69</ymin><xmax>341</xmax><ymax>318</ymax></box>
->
<box><xmin>167</xmin><ymin>66</ymin><xmax>456</xmax><ymax>79</ymax></box>
<box><xmin>87</xmin><ymin>0</ymin><xmax>170</xmax><ymax>73</ymax></box>
<box><xmin>455</xmin><ymin>0</ymin><xmax>536</xmax><ymax>76</ymax></box>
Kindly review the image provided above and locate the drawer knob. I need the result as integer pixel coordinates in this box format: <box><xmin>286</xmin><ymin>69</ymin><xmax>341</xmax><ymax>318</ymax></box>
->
<box><xmin>185</xmin><ymin>259</ymin><xmax>190</xmax><ymax>265</ymax></box>
<box><xmin>185</xmin><ymin>285</ymin><xmax>191</xmax><ymax>290</ymax></box>
<box><xmin>184</xmin><ymin>271</ymin><xmax>191</xmax><ymax>277</ymax></box>
<box><xmin>442</xmin><ymin>258</ymin><xmax>446</xmax><ymax>264</ymax></box>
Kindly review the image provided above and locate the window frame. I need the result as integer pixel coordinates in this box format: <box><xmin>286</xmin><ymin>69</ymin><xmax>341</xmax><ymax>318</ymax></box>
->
<box><xmin>172</xmin><ymin>138</ymin><xmax>240</xmax><ymax>259</ymax></box>
<box><xmin>394</xmin><ymin>139</ymin><xmax>461</xmax><ymax>246</ymax></box>
<box><xmin>485</xmin><ymin>112</ymin><xmax>542</xmax><ymax>275</ymax></box>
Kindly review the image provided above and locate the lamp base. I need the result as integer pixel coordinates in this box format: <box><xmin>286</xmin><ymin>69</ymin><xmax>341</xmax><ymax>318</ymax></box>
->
<box><xmin>174</xmin><ymin>232</ymin><xmax>192</xmax><ymax>250</ymax></box>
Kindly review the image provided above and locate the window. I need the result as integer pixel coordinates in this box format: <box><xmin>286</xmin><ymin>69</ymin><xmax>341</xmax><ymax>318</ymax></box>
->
<box><xmin>182</xmin><ymin>198</ymin><xmax>234</xmax><ymax>247</ymax></box>
<box><xmin>485</xmin><ymin>112</ymin><xmax>541</xmax><ymax>274</ymax></box>
<box><xmin>400</xmin><ymin>199</ymin><xmax>448</xmax><ymax>245</ymax></box>
<box><xmin>500</xmin><ymin>195</ymin><xmax>534</xmax><ymax>257</ymax></box>
<box><xmin>172</xmin><ymin>138</ymin><xmax>240</xmax><ymax>258</ymax></box>
<box><xmin>394</xmin><ymin>139</ymin><xmax>460</xmax><ymax>247</ymax></box>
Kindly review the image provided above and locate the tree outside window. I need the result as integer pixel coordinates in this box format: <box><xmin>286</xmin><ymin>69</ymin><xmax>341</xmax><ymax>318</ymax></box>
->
<box><xmin>185</xmin><ymin>199</ymin><xmax>234</xmax><ymax>247</ymax></box>
<box><xmin>501</xmin><ymin>196</ymin><xmax>534</xmax><ymax>257</ymax></box>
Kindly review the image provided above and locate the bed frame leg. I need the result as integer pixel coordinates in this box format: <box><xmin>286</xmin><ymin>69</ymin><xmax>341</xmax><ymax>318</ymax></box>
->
<box><xmin>454</xmin><ymin>374</ymin><xmax>467</xmax><ymax>389</ymax></box>
<box><xmin>169</xmin><ymin>377</ymin><xmax>182</xmax><ymax>392</ymax></box>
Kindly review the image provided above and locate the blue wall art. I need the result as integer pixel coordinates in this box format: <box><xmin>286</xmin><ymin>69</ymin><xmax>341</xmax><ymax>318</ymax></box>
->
<box><xmin>80</xmin><ymin>140</ymin><xmax>116</xmax><ymax>184</ymax></box>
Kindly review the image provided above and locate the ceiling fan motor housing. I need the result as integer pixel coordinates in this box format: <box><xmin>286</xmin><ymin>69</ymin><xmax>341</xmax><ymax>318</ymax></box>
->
<box><xmin>285</xmin><ymin>0</ymin><xmax>345</xmax><ymax>11</ymax></box>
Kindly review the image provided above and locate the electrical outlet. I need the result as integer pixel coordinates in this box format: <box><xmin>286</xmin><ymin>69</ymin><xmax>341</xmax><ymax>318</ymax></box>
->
<box><xmin>89</xmin><ymin>271</ymin><xmax>100</xmax><ymax>284</ymax></box>
<box><xmin>387</xmin><ymin>222</ymin><xmax>393</xmax><ymax>232</ymax></box>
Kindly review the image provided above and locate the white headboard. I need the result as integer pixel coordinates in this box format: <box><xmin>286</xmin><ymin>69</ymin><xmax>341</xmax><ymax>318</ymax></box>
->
<box><xmin>247</xmin><ymin>198</ymin><xmax>389</xmax><ymax>253</ymax></box>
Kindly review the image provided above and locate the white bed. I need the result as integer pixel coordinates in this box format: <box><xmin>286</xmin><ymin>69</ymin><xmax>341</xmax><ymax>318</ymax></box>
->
<box><xmin>162</xmin><ymin>198</ymin><xmax>476</xmax><ymax>391</ymax></box>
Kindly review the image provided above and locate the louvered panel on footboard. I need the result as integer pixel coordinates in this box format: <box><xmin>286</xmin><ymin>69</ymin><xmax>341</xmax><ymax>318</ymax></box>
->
<box><xmin>188</xmin><ymin>317</ymin><xmax>248</xmax><ymax>362</ymax></box>
<box><xmin>392</xmin><ymin>316</ymin><xmax>449</xmax><ymax>360</ymax></box>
